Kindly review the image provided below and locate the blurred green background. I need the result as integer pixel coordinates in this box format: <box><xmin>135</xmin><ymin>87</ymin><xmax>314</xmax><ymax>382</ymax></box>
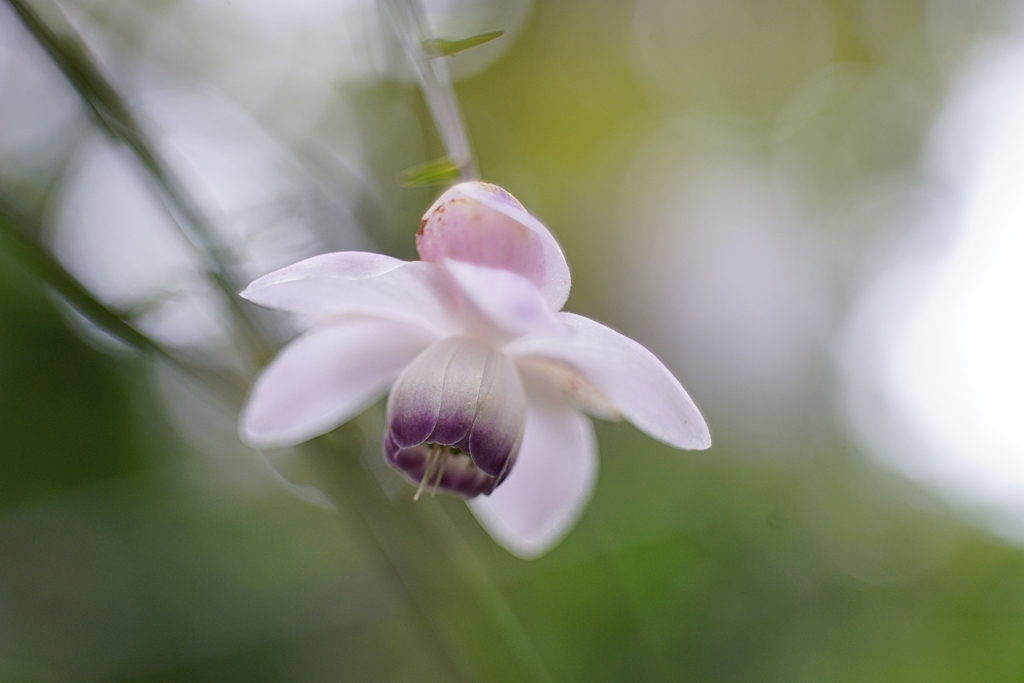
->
<box><xmin>3</xmin><ymin>0</ymin><xmax>1024</xmax><ymax>681</ymax></box>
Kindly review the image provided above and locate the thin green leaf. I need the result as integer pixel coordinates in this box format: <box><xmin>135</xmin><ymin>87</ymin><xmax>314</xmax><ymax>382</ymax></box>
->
<box><xmin>423</xmin><ymin>30</ymin><xmax>504</xmax><ymax>57</ymax></box>
<box><xmin>401</xmin><ymin>157</ymin><xmax>462</xmax><ymax>187</ymax></box>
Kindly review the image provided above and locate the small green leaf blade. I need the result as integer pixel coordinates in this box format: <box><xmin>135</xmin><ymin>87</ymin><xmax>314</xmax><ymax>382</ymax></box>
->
<box><xmin>401</xmin><ymin>157</ymin><xmax>462</xmax><ymax>187</ymax></box>
<box><xmin>423</xmin><ymin>30</ymin><xmax>504</xmax><ymax>57</ymax></box>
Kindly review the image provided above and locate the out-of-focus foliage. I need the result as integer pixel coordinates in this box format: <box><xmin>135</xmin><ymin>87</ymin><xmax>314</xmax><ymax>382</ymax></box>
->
<box><xmin>3</xmin><ymin>0</ymin><xmax>1024</xmax><ymax>682</ymax></box>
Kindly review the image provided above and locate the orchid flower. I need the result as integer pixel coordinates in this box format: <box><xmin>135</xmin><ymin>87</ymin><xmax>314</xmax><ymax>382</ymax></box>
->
<box><xmin>238</xmin><ymin>182</ymin><xmax>710</xmax><ymax>557</ymax></box>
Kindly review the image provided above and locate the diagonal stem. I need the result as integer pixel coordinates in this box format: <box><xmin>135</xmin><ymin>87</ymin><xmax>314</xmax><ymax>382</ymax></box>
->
<box><xmin>314</xmin><ymin>432</ymin><xmax>562</xmax><ymax>683</ymax></box>
<box><xmin>5</xmin><ymin>0</ymin><xmax>272</xmax><ymax>362</ymax></box>
<box><xmin>0</xmin><ymin>195</ymin><xmax>245</xmax><ymax>402</ymax></box>
<box><xmin>0</xmin><ymin>194</ymin><xmax>472</xmax><ymax>680</ymax></box>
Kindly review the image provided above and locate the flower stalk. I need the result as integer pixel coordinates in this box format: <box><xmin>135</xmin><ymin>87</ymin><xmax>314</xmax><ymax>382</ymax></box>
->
<box><xmin>384</xmin><ymin>0</ymin><xmax>478</xmax><ymax>181</ymax></box>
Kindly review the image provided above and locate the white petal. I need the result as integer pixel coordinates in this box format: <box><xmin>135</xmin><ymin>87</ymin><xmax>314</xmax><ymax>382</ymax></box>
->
<box><xmin>248</xmin><ymin>252</ymin><xmax>407</xmax><ymax>285</ymax></box>
<box><xmin>240</xmin><ymin>318</ymin><xmax>435</xmax><ymax>448</ymax></box>
<box><xmin>240</xmin><ymin>252</ymin><xmax>458</xmax><ymax>335</ymax></box>
<box><xmin>506</xmin><ymin>313</ymin><xmax>711</xmax><ymax>450</ymax></box>
<box><xmin>469</xmin><ymin>375</ymin><xmax>597</xmax><ymax>559</ymax></box>
<box><xmin>444</xmin><ymin>260</ymin><xmax>568</xmax><ymax>336</ymax></box>
<box><xmin>453</xmin><ymin>183</ymin><xmax>572</xmax><ymax>311</ymax></box>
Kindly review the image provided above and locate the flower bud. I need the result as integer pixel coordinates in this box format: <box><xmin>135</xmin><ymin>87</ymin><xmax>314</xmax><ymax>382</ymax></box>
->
<box><xmin>383</xmin><ymin>337</ymin><xmax>526</xmax><ymax>498</ymax></box>
<box><xmin>417</xmin><ymin>182</ymin><xmax>548</xmax><ymax>291</ymax></box>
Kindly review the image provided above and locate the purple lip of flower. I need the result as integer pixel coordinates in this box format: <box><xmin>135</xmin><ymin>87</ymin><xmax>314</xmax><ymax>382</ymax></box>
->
<box><xmin>383</xmin><ymin>434</ymin><xmax>516</xmax><ymax>499</ymax></box>
<box><xmin>382</xmin><ymin>337</ymin><xmax>527</xmax><ymax>499</ymax></box>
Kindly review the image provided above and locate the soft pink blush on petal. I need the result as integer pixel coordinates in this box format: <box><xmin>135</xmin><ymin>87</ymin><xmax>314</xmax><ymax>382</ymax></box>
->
<box><xmin>456</xmin><ymin>182</ymin><xmax>572</xmax><ymax>310</ymax></box>
<box><xmin>505</xmin><ymin>313</ymin><xmax>711</xmax><ymax>450</ymax></box>
<box><xmin>240</xmin><ymin>253</ymin><xmax>458</xmax><ymax>336</ymax></box>
<box><xmin>418</xmin><ymin>188</ymin><xmax>546</xmax><ymax>289</ymax></box>
<box><xmin>469</xmin><ymin>373</ymin><xmax>597</xmax><ymax>559</ymax></box>
<box><xmin>444</xmin><ymin>260</ymin><xmax>568</xmax><ymax>337</ymax></box>
<box><xmin>241</xmin><ymin>318</ymin><xmax>436</xmax><ymax>449</ymax></box>
<box><xmin>418</xmin><ymin>182</ymin><xmax>571</xmax><ymax>311</ymax></box>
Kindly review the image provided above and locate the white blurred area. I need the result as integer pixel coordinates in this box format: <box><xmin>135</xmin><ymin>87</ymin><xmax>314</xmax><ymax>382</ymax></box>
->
<box><xmin>51</xmin><ymin>136</ymin><xmax>233</xmax><ymax>350</ymax></box>
<box><xmin>0</xmin><ymin>2</ymin><xmax>82</xmax><ymax>178</ymax></box>
<box><xmin>616</xmin><ymin>123</ymin><xmax>828</xmax><ymax>453</ymax></box>
<box><xmin>49</xmin><ymin>90</ymin><xmax>334</xmax><ymax>350</ymax></box>
<box><xmin>841</xmin><ymin>44</ymin><xmax>1024</xmax><ymax>543</ymax></box>
<box><xmin>46</xmin><ymin>87</ymin><xmax>372</xmax><ymax>494</ymax></box>
<box><xmin>69</xmin><ymin>0</ymin><xmax>530</xmax><ymax>105</ymax></box>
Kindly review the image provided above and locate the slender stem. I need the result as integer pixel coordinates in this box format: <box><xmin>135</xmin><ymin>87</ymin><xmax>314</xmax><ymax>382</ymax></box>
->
<box><xmin>385</xmin><ymin>0</ymin><xmax>479</xmax><ymax>180</ymax></box>
<box><xmin>366</xmin><ymin>6</ymin><xmax>558</xmax><ymax>679</ymax></box>
<box><xmin>5</xmin><ymin>0</ymin><xmax>271</xmax><ymax>362</ymax></box>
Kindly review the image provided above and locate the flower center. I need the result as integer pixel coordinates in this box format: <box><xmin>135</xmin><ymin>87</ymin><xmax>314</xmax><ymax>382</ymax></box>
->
<box><xmin>413</xmin><ymin>444</ymin><xmax>467</xmax><ymax>500</ymax></box>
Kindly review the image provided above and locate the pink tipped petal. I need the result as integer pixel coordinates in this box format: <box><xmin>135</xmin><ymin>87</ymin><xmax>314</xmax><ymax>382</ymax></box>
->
<box><xmin>419</xmin><ymin>187</ymin><xmax>547</xmax><ymax>289</ymax></box>
<box><xmin>455</xmin><ymin>183</ymin><xmax>572</xmax><ymax>310</ymax></box>
<box><xmin>240</xmin><ymin>318</ymin><xmax>435</xmax><ymax>449</ymax></box>
<box><xmin>241</xmin><ymin>252</ymin><xmax>457</xmax><ymax>335</ymax></box>
<box><xmin>419</xmin><ymin>182</ymin><xmax>571</xmax><ymax>311</ymax></box>
<box><xmin>506</xmin><ymin>313</ymin><xmax>711</xmax><ymax>450</ymax></box>
<box><xmin>444</xmin><ymin>260</ymin><xmax>568</xmax><ymax>336</ymax></box>
<box><xmin>469</xmin><ymin>376</ymin><xmax>597</xmax><ymax>559</ymax></box>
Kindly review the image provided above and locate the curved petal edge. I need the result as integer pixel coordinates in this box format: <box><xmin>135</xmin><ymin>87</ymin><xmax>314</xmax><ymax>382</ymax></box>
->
<box><xmin>506</xmin><ymin>313</ymin><xmax>711</xmax><ymax>451</ymax></box>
